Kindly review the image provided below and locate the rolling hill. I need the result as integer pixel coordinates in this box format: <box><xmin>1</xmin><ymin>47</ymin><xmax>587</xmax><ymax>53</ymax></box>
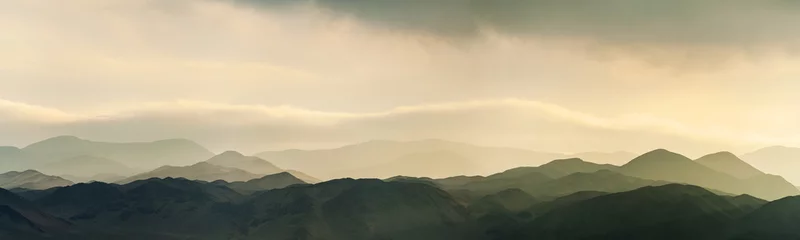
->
<box><xmin>0</xmin><ymin>170</ymin><xmax>73</xmax><ymax>190</ymax></box>
<box><xmin>118</xmin><ymin>162</ymin><xmax>262</xmax><ymax>184</ymax></box>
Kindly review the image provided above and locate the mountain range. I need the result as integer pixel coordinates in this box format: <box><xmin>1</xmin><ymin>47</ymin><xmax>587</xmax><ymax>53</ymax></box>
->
<box><xmin>3</xmin><ymin>177</ymin><xmax>800</xmax><ymax>239</ymax></box>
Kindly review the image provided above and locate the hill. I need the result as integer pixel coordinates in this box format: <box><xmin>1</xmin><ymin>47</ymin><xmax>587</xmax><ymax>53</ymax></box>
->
<box><xmin>493</xmin><ymin>158</ymin><xmax>617</xmax><ymax>179</ymax></box>
<box><xmin>0</xmin><ymin>170</ymin><xmax>73</xmax><ymax>190</ymax></box>
<box><xmin>118</xmin><ymin>162</ymin><xmax>262</xmax><ymax>184</ymax></box>
<box><xmin>242</xmin><ymin>179</ymin><xmax>477</xmax><ymax>240</ymax></box>
<box><xmin>225</xmin><ymin>172</ymin><xmax>307</xmax><ymax>194</ymax></box>
<box><xmin>27</xmin><ymin>178</ymin><xmax>477</xmax><ymax>240</ymax></box>
<box><xmin>0</xmin><ymin>188</ymin><xmax>71</xmax><ymax>238</ymax></box>
<box><xmin>527</xmin><ymin>184</ymin><xmax>767</xmax><ymax>240</ymax></box>
<box><xmin>619</xmin><ymin>149</ymin><xmax>799</xmax><ymax>200</ymax></box>
<box><xmin>205</xmin><ymin>151</ymin><xmax>282</xmax><ymax>175</ymax></box>
<box><xmin>696</xmin><ymin>152</ymin><xmax>763</xmax><ymax>179</ymax></box>
<box><xmin>732</xmin><ymin>196</ymin><xmax>800</xmax><ymax>239</ymax></box>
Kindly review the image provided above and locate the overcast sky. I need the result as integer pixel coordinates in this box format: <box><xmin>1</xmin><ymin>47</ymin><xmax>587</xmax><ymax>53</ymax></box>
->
<box><xmin>2</xmin><ymin>0</ymin><xmax>799</xmax><ymax>157</ymax></box>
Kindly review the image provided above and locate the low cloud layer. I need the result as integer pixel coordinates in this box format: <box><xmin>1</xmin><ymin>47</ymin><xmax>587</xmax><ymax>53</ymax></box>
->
<box><xmin>1</xmin><ymin>98</ymin><xmax>794</xmax><ymax>157</ymax></box>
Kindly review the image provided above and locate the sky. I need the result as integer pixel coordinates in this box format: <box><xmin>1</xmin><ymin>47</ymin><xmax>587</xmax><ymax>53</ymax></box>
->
<box><xmin>1</xmin><ymin>0</ymin><xmax>800</xmax><ymax>157</ymax></box>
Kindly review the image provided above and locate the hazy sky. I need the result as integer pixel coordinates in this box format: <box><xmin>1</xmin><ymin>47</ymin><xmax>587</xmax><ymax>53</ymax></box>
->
<box><xmin>2</xmin><ymin>0</ymin><xmax>800</xmax><ymax>156</ymax></box>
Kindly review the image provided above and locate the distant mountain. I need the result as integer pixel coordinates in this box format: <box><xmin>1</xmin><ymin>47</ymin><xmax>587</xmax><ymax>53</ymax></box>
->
<box><xmin>0</xmin><ymin>188</ymin><xmax>71</xmax><ymax>238</ymax></box>
<box><xmin>21</xmin><ymin>136</ymin><xmax>214</xmax><ymax>169</ymax></box>
<box><xmin>620</xmin><ymin>149</ymin><xmax>799</xmax><ymax>200</ymax></box>
<box><xmin>0</xmin><ymin>170</ymin><xmax>73</xmax><ymax>190</ymax></box>
<box><xmin>36</xmin><ymin>155</ymin><xmax>138</xmax><ymax>179</ymax></box>
<box><xmin>205</xmin><ymin>151</ymin><xmax>282</xmax><ymax>175</ymax></box>
<box><xmin>696</xmin><ymin>151</ymin><xmax>763</xmax><ymax>179</ymax></box>
<box><xmin>567</xmin><ymin>151</ymin><xmax>638</xmax><ymax>166</ymax></box>
<box><xmin>60</xmin><ymin>173</ymin><xmax>126</xmax><ymax>184</ymax></box>
<box><xmin>525</xmin><ymin>170</ymin><xmax>668</xmax><ymax>197</ymax></box>
<box><xmin>118</xmin><ymin>162</ymin><xmax>262</xmax><ymax>184</ymax></box>
<box><xmin>284</xmin><ymin>170</ymin><xmax>321</xmax><ymax>183</ymax></box>
<box><xmin>341</xmin><ymin>150</ymin><xmax>484</xmax><ymax>179</ymax></box>
<box><xmin>225</xmin><ymin>172</ymin><xmax>307</xmax><ymax>194</ymax></box>
<box><xmin>0</xmin><ymin>147</ymin><xmax>30</xmax><ymax>171</ymax></box>
<box><xmin>527</xmin><ymin>184</ymin><xmax>767</xmax><ymax>240</ymax></box>
<box><xmin>741</xmin><ymin>146</ymin><xmax>800</xmax><ymax>185</ymax></box>
<box><xmin>256</xmin><ymin>139</ymin><xmax>564</xmax><ymax>179</ymax></box>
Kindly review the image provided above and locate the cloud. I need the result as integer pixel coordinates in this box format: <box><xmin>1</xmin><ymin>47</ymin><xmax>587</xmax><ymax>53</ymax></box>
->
<box><xmin>0</xmin><ymin>97</ymin><xmax>794</xmax><ymax>156</ymax></box>
<box><xmin>236</xmin><ymin>0</ymin><xmax>800</xmax><ymax>49</ymax></box>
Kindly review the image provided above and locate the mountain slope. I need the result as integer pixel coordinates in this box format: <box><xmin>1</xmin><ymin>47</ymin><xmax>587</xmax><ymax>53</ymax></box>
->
<box><xmin>0</xmin><ymin>188</ymin><xmax>71</xmax><ymax>238</ymax></box>
<box><xmin>732</xmin><ymin>196</ymin><xmax>800</xmax><ymax>239</ymax></box>
<box><xmin>36</xmin><ymin>178</ymin><xmax>244</xmax><ymax>239</ymax></box>
<box><xmin>22</xmin><ymin>136</ymin><xmax>214</xmax><ymax>169</ymax></box>
<box><xmin>118</xmin><ymin>162</ymin><xmax>262</xmax><ymax>184</ymax></box>
<box><xmin>244</xmin><ymin>179</ymin><xmax>478</xmax><ymax>240</ymax></box>
<box><xmin>741</xmin><ymin>146</ymin><xmax>800</xmax><ymax>185</ymax></box>
<box><xmin>528</xmin><ymin>184</ymin><xmax>767</xmax><ymax>240</ymax></box>
<box><xmin>696</xmin><ymin>152</ymin><xmax>763</xmax><ymax>179</ymax></box>
<box><xmin>620</xmin><ymin>149</ymin><xmax>798</xmax><ymax>200</ymax></box>
<box><xmin>205</xmin><ymin>151</ymin><xmax>282</xmax><ymax>175</ymax></box>
<box><xmin>0</xmin><ymin>170</ymin><xmax>73</xmax><ymax>190</ymax></box>
<box><xmin>225</xmin><ymin>172</ymin><xmax>307</xmax><ymax>194</ymax></box>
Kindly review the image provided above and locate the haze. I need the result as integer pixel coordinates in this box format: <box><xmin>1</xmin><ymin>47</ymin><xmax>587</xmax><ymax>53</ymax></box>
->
<box><xmin>2</xmin><ymin>0</ymin><xmax>800</xmax><ymax>157</ymax></box>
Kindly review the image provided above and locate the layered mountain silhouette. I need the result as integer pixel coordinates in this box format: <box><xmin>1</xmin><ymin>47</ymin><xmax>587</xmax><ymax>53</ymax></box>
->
<box><xmin>205</xmin><ymin>151</ymin><xmax>282</xmax><ymax>175</ymax></box>
<box><xmin>6</xmin><ymin>178</ymin><xmax>478</xmax><ymax>239</ymax></box>
<box><xmin>0</xmin><ymin>170</ymin><xmax>73</xmax><ymax>190</ymax></box>
<box><xmin>37</xmin><ymin>155</ymin><xmax>138</xmax><ymax>180</ymax></box>
<box><xmin>20</xmin><ymin>136</ymin><xmax>214</xmax><ymax>169</ymax></box>
<box><xmin>619</xmin><ymin>149</ymin><xmax>798</xmax><ymax>200</ymax></box>
<box><xmin>742</xmin><ymin>146</ymin><xmax>800</xmax><ymax>185</ymax></box>
<box><xmin>118</xmin><ymin>162</ymin><xmax>262</xmax><ymax>184</ymax></box>
<box><xmin>256</xmin><ymin>139</ymin><xmax>565</xmax><ymax>179</ymax></box>
<box><xmin>223</xmin><ymin>172</ymin><xmax>307</xmax><ymax>194</ymax></box>
<box><xmin>525</xmin><ymin>184</ymin><xmax>767</xmax><ymax>240</ymax></box>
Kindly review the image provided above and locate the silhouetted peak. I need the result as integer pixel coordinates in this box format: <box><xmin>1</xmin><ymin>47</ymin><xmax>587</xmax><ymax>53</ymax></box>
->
<box><xmin>628</xmin><ymin>148</ymin><xmax>691</xmax><ymax>164</ymax></box>
<box><xmin>216</xmin><ymin>150</ymin><xmax>245</xmax><ymax>158</ymax></box>
<box><xmin>697</xmin><ymin>151</ymin><xmax>740</xmax><ymax>161</ymax></box>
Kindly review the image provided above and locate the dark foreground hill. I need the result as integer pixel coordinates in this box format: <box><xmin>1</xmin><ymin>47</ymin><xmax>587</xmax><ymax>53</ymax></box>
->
<box><xmin>3</xmin><ymin>176</ymin><xmax>800</xmax><ymax>240</ymax></box>
<box><xmin>4</xmin><ymin>178</ymin><xmax>478</xmax><ymax>240</ymax></box>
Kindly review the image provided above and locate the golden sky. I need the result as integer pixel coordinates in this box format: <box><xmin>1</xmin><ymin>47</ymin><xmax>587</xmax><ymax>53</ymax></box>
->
<box><xmin>1</xmin><ymin>0</ymin><xmax>799</xmax><ymax>156</ymax></box>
